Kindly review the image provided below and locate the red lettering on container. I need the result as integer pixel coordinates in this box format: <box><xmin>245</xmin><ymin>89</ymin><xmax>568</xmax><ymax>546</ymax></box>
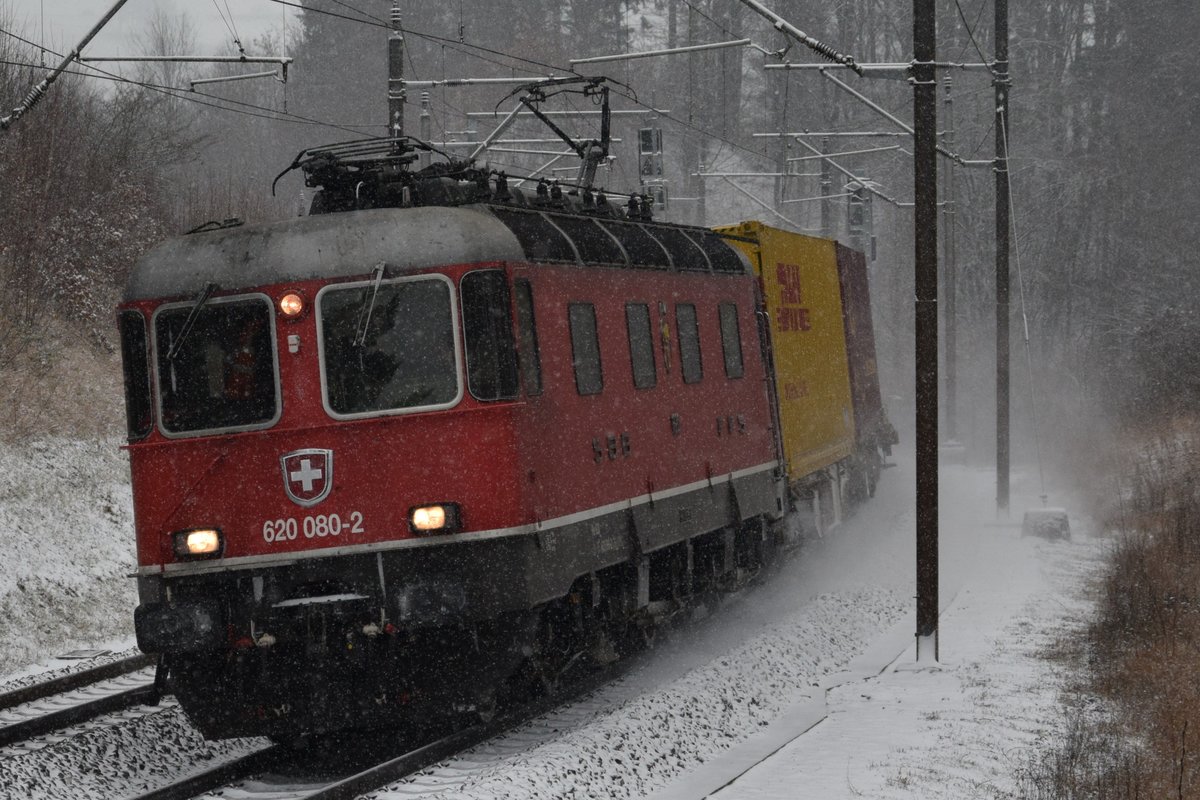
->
<box><xmin>775</xmin><ymin>306</ymin><xmax>812</xmax><ymax>333</ymax></box>
<box><xmin>777</xmin><ymin>263</ymin><xmax>802</xmax><ymax>304</ymax></box>
<box><xmin>774</xmin><ymin>264</ymin><xmax>811</xmax><ymax>333</ymax></box>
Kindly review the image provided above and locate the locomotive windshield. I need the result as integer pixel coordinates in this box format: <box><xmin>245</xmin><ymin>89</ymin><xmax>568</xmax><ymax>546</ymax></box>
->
<box><xmin>319</xmin><ymin>275</ymin><xmax>460</xmax><ymax>416</ymax></box>
<box><xmin>153</xmin><ymin>295</ymin><xmax>280</xmax><ymax>435</ymax></box>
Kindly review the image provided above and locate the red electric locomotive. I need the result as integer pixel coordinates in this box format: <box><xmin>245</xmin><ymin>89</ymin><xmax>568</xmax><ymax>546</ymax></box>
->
<box><xmin>118</xmin><ymin>129</ymin><xmax>893</xmax><ymax>742</ymax></box>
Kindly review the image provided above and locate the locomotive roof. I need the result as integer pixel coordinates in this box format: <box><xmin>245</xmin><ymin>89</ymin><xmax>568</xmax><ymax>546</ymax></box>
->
<box><xmin>125</xmin><ymin>203</ymin><xmax>749</xmax><ymax>302</ymax></box>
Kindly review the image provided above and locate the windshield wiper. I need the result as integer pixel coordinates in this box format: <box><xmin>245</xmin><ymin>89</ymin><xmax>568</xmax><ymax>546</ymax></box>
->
<box><xmin>353</xmin><ymin>264</ymin><xmax>386</xmax><ymax>348</ymax></box>
<box><xmin>166</xmin><ymin>282</ymin><xmax>219</xmax><ymax>361</ymax></box>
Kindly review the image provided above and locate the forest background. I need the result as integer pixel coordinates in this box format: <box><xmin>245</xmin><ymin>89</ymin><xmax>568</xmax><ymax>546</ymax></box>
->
<box><xmin>0</xmin><ymin>0</ymin><xmax>1197</xmax><ymax>450</ymax></box>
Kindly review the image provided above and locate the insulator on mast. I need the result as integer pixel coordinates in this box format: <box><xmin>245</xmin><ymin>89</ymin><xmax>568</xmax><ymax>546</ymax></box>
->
<box><xmin>387</xmin><ymin>1</ymin><xmax>405</xmax><ymax>140</ymax></box>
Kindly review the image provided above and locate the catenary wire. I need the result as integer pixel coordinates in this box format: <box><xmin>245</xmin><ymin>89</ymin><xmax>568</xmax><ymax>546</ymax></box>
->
<box><xmin>210</xmin><ymin>0</ymin><xmax>245</xmax><ymax>54</ymax></box>
<box><xmin>999</xmin><ymin>107</ymin><xmax>1047</xmax><ymax>497</ymax></box>
<box><xmin>953</xmin><ymin>0</ymin><xmax>995</xmax><ymax>74</ymax></box>
<box><xmin>323</xmin><ymin>0</ymin><xmax>387</xmax><ymax>26</ymax></box>
<box><xmin>266</xmin><ymin>0</ymin><xmax>574</xmax><ymax>77</ymax></box>
<box><xmin>0</xmin><ymin>29</ymin><xmax>380</xmax><ymax>135</ymax></box>
<box><xmin>6</xmin><ymin>7</ymin><xmax>845</xmax><ymax>195</ymax></box>
<box><xmin>0</xmin><ymin>55</ymin><xmax>374</xmax><ymax>133</ymax></box>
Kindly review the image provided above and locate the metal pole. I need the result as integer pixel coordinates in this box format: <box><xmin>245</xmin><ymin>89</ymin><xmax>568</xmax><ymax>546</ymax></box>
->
<box><xmin>820</xmin><ymin>136</ymin><xmax>832</xmax><ymax>238</ymax></box>
<box><xmin>569</xmin><ymin>39</ymin><xmax>751</xmax><ymax>65</ymax></box>
<box><xmin>467</xmin><ymin>102</ymin><xmax>526</xmax><ymax>161</ymax></box>
<box><xmin>1</xmin><ymin>0</ymin><xmax>132</xmax><ymax>130</ymax></box>
<box><xmin>405</xmin><ymin>76</ymin><xmax>563</xmax><ymax>88</ymax></box>
<box><xmin>913</xmin><ymin>0</ymin><xmax>939</xmax><ymax>662</ymax></box>
<box><xmin>465</xmin><ymin>109</ymin><xmax>666</xmax><ymax>118</ymax></box>
<box><xmin>81</xmin><ymin>55</ymin><xmax>291</xmax><ymax>63</ymax></box>
<box><xmin>788</xmin><ymin>145</ymin><xmax>901</xmax><ymax>161</ymax></box>
<box><xmin>755</xmin><ymin>131</ymin><xmax>910</xmax><ymax>138</ymax></box>
<box><xmin>764</xmin><ymin>60</ymin><xmax>992</xmax><ymax>76</ymax></box>
<box><xmin>792</xmin><ymin>137</ymin><xmax>904</xmax><ymax>207</ymax></box>
<box><xmin>419</xmin><ymin>92</ymin><xmax>432</xmax><ymax>168</ymax></box>
<box><xmin>943</xmin><ymin>76</ymin><xmax>958</xmax><ymax>443</ymax></box>
<box><xmin>775</xmin><ymin>69</ymin><xmax>789</xmax><ymax>212</ymax></box>
<box><xmin>818</xmin><ymin>70</ymin><xmax>962</xmax><ymax>165</ymax></box>
<box><xmin>734</xmin><ymin>0</ymin><xmax>862</xmax><ymax>74</ymax></box>
<box><xmin>995</xmin><ymin>0</ymin><xmax>1011</xmax><ymax>514</ymax></box>
<box><xmin>388</xmin><ymin>0</ymin><xmax>405</xmax><ymax>138</ymax></box>
<box><xmin>687</xmin><ymin>7</ymin><xmax>704</xmax><ymax>226</ymax></box>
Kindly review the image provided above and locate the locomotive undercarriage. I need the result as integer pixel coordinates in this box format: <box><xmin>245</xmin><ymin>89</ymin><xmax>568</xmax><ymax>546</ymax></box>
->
<box><xmin>137</xmin><ymin>468</ymin><xmax>792</xmax><ymax>740</ymax></box>
<box><xmin>150</xmin><ymin>516</ymin><xmax>782</xmax><ymax>742</ymax></box>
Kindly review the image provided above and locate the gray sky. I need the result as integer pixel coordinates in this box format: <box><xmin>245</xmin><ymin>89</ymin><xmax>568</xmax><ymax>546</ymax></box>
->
<box><xmin>6</xmin><ymin>0</ymin><xmax>295</xmax><ymax>57</ymax></box>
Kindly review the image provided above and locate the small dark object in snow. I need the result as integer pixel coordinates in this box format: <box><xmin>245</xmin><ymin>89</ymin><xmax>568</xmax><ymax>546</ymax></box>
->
<box><xmin>1021</xmin><ymin>508</ymin><xmax>1070</xmax><ymax>540</ymax></box>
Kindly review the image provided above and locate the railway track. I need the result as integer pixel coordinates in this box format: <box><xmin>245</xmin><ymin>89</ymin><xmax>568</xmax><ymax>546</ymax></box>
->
<box><xmin>0</xmin><ymin>653</ymin><xmax>160</xmax><ymax>750</ymax></box>
<box><xmin>124</xmin><ymin>663</ymin><xmax>622</xmax><ymax>800</ymax></box>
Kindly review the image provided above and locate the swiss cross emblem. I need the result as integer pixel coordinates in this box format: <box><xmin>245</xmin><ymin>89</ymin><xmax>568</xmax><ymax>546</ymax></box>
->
<box><xmin>280</xmin><ymin>449</ymin><xmax>333</xmax><ymax>507</ymax></box>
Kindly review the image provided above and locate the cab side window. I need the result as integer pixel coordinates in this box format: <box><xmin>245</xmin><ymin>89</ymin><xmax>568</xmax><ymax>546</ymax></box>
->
<box><xmin>676</xmin><ymin>303</ymin><xmax>703</xmax><ymax>384</ymax></box>
<box><xmin>719</xmin><ymin>302</ymin><xmax>744</xmax><ymax>379</ymax></box>
<box><xmin>514</xmin><ymin>279</ymin><xmax>542</xmax><ymax>396</ymax></box>
<box><xmin>569</xmin><ymin>302</ymin><xmax>603</xmax><ymax>395</ymax></box>
<box><xmin>462</xmin><ymin>270</ymin><xmax>519</xmax><ymax>401</ymax></box>
<box><xmin>625</xmin><ymin>302</ymin><xmax>657</xmax><ymax>389</ymax></box>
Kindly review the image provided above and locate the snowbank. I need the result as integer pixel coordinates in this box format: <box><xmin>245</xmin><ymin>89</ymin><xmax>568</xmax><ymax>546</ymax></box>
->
<box><xmin>0</xmin><ymin>438</ymin><xmax>138</xmax><ymax>679</ymax></box>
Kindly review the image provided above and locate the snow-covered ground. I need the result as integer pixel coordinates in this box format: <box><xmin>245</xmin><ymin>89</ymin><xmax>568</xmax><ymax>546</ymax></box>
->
<box><xmin>0</xmin><ymin>440</ymin><xmax>1103</xmax><ymax>800</ymax></box>
<box><xmin>0</xmin><ymin>438</ymin><xmax>139</xmax><ymax>679</ymax></box>
<box><xmin>356</xmin><ymin>450</ymin><xmax>1102</xmax><ymax>800</ymax></box>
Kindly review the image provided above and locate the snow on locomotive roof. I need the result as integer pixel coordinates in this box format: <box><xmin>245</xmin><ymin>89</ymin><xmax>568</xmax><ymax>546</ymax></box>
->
<box><xmin>124</xmin><ymin>205</ymin><xmax>523</xmax><ymax>302</ymax></box>
<box><xmin>125</xmin><ymin>203</ymin><xmax>750</xmax><ymax>302</ymax></box>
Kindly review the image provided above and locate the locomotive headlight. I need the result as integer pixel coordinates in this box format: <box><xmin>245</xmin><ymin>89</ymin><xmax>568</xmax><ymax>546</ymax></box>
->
<box><xmin>279</xmin><ymin>291</ymin><xmax>305</xmax><ymax>319</ymax></box>
<box><xmin>409</xmin><ymin>504</ymin><xmax>461</xmax><ymax>534</ymax></box>
<box><xmin>172</xmin><ymin>528</ymin><xmax>223</xmax><ymax>559</ymax></box>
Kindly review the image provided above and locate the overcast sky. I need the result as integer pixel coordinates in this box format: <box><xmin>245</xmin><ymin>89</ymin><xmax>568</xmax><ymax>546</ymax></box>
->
<box><xmin>6</xmin><ymin>0</ymin><xmax>295</xmax><ymax>57</ymax></box>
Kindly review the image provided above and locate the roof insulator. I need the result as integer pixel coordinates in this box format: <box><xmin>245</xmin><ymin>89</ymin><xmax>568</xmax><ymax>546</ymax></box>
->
<box><xmin>626</xmin><ymin>194</ymin><xmax>640</xmax><ymax>219</ymax></box>
<box><xmin>493</xmin><ymin>171</ymin><xmax>511</xmax><ymax>202</ymax></box>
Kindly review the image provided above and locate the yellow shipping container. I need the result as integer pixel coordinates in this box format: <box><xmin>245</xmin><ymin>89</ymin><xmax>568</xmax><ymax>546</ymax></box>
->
<box><xmin>717</xmin><ymin>221</ymin><xmax>856</xmax><ymax>482</ymax></box>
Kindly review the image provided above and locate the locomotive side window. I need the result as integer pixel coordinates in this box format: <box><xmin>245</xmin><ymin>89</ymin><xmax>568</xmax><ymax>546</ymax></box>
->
<box><xmin>568</xmin><ymin>302</ymin><xmax>603</xmax><ymax>395</ymax></box>
<box><xmin>461</xmin><ymin>270</ymin><xmax>519</xmax><ymax>402</ymax></box>
<box><xmin>153</xmin><ymin>296</ymin><xmax>279</xmax><ymax>436</ymax></box>
<box><xmin>625</xmin><ymin>303</ymin><xmax>657</xmax><ymax>389</ymax></box>
<box><xmin>718</xmin><ymin>302</ymin><xmax>745</xmax><ymax>379</ymax></box>
<box><xmin>118</xmin><ymin>310</ymin><xmax>153</xmax><ymax>440</ymax></box>
<box><xmin>319</xmin><ymin>276</ymin><xmax>460</xmax><ymax>416</ymax></box>
<box><xmin>676</xmin><ymin>303</ymin><xmax>703</xmax><ymax>384</ymax></box>
<box><xmin>514</xmin><ymin>279</ymin><xmax>542</xmax><ymax>396</ymax></box>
